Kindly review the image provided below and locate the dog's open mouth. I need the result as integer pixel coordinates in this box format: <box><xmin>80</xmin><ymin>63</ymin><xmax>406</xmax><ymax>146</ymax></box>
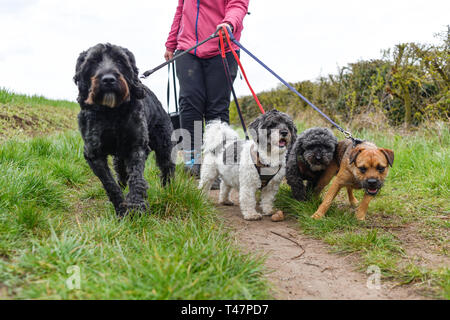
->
<box><xmin>279</xmin><ymin>139</ymin><xmax>287</xmax><ymax>148</ymax></box>
<box><xmin>366</xmin><ymin>188</ymin><xmax>379</xmax><ymax>196</ymax></box>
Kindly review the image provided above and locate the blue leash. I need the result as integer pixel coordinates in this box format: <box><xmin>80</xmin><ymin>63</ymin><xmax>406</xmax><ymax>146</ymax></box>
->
<box><xmin>225</xmin><ymin>30</ymin><xmax>358</xmax><ymax>142</ymax></box>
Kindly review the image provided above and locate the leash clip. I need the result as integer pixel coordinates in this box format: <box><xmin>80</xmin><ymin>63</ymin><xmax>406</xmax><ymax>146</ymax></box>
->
<box><xmin>344</xmin><ymin>130</ymin><xmax>365</xmax><ymax>146</ymax></box>
<box><xmin>343</xmin><ymin>130</ymin><xmax>353</xmax><ymax>140</ymax></box>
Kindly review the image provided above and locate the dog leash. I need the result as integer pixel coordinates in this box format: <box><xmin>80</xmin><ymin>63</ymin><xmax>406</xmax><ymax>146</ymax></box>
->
<box><xmin>141</xmin><ymin>32</ymin><xmax>219</xmax><ymax>79</ymax></box>
<box><xmin>142</xmin><ymin>28</ymin><xmax>361</xmax><ymax>145</ymax></box>
<box><xmin>218</xmin><ymin>29</ymin><xmax>250</xmax><ymax>141</ymax></box>
<box><xmin>220</xmin><ymin>27</ymin><xmax>265</xmax><ymax>115</ymax></box>
<box><xmin>220</xmin><ymin>27</ymin><xmax>362</xmax><ymax>144</ymax></box>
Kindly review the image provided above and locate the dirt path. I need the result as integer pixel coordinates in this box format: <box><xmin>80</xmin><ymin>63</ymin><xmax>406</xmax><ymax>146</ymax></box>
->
<box><xmin>211</xmin><ymin>190</ymin><xmax>423</xmax><ymax>300</ymax></box>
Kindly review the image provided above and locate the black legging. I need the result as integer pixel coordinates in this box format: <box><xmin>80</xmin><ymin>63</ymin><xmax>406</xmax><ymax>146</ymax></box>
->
<box><xmin>176</xmin><ymin>50</ymin><xmax>239</xmax><ymax>159</ymax></box>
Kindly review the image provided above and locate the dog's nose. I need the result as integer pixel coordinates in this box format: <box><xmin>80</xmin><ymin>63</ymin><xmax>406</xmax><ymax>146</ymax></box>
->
<box><xmin>367</xmin><ymin>178</ymin><xmax>378</xmax><ymax>187</ymax></box>
<box><xmin>280</xmin><ymin>130</ymin><xmax>288</xmax><ymax>137</ymax></box>
<box><xmin>315</xmin><ymin>154</ymin><xmax>322</xmax><ymax>160</ymax></box>
<box><xmin>101</xmin><ymin>74</ymin><xmax>116</xmax><ymax>85</ymax></box>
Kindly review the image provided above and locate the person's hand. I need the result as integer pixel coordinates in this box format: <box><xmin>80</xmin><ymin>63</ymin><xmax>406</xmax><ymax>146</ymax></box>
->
<box><xmin>216</xmin><ymin>23</ymin><xmax>233</xmax><ymax>33</ymax></box>
<box><xmin>216</xmin><ymin>23</ymin><xmax>233</xmax><ymax>43</ymax></box>
<box><xmin>164</xmin><ymin>49</ymin><xmax>174</xmax><ymax>62</ymax></box>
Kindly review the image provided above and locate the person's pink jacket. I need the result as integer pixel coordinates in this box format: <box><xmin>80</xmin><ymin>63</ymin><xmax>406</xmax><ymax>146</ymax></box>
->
<box><xmin>165</xmin><ymin>0</ymin><xmax>249</xmax><ymax>59</ymax></box>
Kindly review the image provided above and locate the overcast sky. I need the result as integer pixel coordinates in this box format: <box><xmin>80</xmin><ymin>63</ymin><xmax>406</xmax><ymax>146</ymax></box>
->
<box><xmin>0</xmin><ymin>0</ymin><xmax>448</xmax><ymax>109</ymax></box>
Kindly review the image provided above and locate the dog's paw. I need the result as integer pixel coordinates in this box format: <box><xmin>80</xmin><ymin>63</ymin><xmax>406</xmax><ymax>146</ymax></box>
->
<box><xmin>311</xmin><ymin>212</ymin><xmax>324</xmax><ymax>220</ymax></box>
<box><xmin>349</xmin><ymin>200</ymin><xmax>359</xmax><ymax>208</ymax></box>
<box><xmin>261</xmin><ymin>208</ymin><xmax>274</xmax><ymax>216</ymax></box>
<box><xmin>348</xmin><ymin>197</ymin><xmax>359</xmax><ymax>208</ymax></box>
<box><xmin>126</xmin><ymin>201</ymin><xmax>150</xmax><ymax>215</ymax></box>
<box><xmin>220</xmin><ymin>200</ymin><xmax>235</xmax><ymax>206</ymax></box>
<box><xmin>243</xmin><ymin>212</ymin><xmax>263</xmax><ymax>221</ymax></box>
<box><xmin>116</xmin><ymin>203</ymin><xmax>129</xmax><ymax>218</ymax></box>
<box><xmin>261</xmin><ymin>204</ymin><xmax>274</xmax><ymax>216</ymax></box>
<box><xmin>355</xmin><ymin>212</ymin><xmax>367</xmax><ymax>221</ymax></box>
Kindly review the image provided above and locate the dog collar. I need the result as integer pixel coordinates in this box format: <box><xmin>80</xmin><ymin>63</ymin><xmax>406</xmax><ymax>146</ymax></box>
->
<box><xmin>251</xmin><ymin>146</ymin><xmax>282</xmax><ymax>189</ymax></box>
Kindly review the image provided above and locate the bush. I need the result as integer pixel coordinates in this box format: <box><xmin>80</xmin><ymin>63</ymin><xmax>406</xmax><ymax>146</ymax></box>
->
<box><xmin>232</xmin><ymin>27</ymin><xmax>449</xmax><ymax>127</ymax></box>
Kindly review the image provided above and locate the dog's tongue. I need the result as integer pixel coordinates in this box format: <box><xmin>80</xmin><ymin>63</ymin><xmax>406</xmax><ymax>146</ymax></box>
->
<box><xmin>279</xmin><ymin>140</ymin><xmax>286</xmax><ymax>147</ymax></box>
<box><xmin>368</xmin><ymin>188</ymin><xmax>378</xmax><ymax>194</ymax></box>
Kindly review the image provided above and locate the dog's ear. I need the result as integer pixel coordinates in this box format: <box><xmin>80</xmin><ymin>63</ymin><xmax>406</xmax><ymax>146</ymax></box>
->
<box><xmin>248</xmin><ymin>115</ymin><xmax>263</xmax><ymax>142</ymax></box>
<box><xmin>74</xmin><ymin>50</ymin><xmax>88</xmax><ymax>86</ymax></box>
<box><xmin>130</xmin><ymin>79</ymin><xmax>146</xmax><ymax>100</ymax></box>
<box><xmin>121</xmin><ymin>47</ymin><xmax>146</xmax><ymax>100</ymax></box>
<box><xmin>286</xmin><ymin>116</ymin><xmax>298</xmax><ymax>145</ymax></box>
<box><xmin>329</xmin><ymin>129</ymin><xmax>339</xmax><ymax>149</ymax></box>
<box><xmin>249</xmin><ymin>116</ymin><xmax>262</xmax><ymax>131</ymax></box>
<box><xmin>349</xmin><ymin>147</ymin><xmax>363</xmax><ymax>165</ymax></box>
<box><xmin>380</xmin><ymin>148</ymin><xmax>394</xmax><ymax>167</ymax></box>
<box><xmin>294</xmin><ymin>133</ymin><xmax>304</xmax><ymax>153</ymax></box>
<box><xmin>74</xmin><ymin>50</ymin><xmax>91</xmax><ymax>105</ymax></box>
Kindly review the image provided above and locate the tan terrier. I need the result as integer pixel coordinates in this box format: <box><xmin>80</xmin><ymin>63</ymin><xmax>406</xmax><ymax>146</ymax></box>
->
<box><xmin>311</xmin><ymin>139</ymin><xmax>394</xmax><ymax>221</ymax></box>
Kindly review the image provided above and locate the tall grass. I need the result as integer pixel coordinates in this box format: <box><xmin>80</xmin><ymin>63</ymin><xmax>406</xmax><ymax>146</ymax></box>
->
<box><xmin>275</xmin><ymin>123</ymin><xmax>450</xmax><ymax>298</ymax></box>
<box><xmin>0</xmin><ymin>132</ymin><xmax>270</xmax><ymax>299</ymax></box>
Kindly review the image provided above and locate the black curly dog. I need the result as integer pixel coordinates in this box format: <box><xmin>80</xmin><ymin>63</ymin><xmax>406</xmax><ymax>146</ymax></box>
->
<box><xmin>286</xmin><ymin>127</ymin><xmax>337</xmax><ymax>201</ymax></box>
<box><xmin>74</xmin><ymin>43</ymin><xmax>175</xmax><ymax>217</ymax></box>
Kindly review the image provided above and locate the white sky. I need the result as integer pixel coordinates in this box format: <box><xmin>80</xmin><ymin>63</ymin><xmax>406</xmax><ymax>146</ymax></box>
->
<box><xmin>0</xmin><ymin>0</ymin><xmax>448</xmax><ymax>110</ymax></box>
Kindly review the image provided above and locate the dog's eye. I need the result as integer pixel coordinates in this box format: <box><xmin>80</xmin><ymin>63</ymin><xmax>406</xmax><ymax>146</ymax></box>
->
<box><xmin>358</xmin><ymin>167</ymin><xmax>367</xmax><ymax>174</ymax></box>
<box><xmin>377</xmin><ymin>166</ymin><xmax>385</xmax><ymax>173</ymax></box>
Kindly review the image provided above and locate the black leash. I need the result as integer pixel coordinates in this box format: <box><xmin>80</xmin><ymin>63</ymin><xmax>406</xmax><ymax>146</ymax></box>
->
<box><xmin>141</xmin><ymin>33</ymin><xmax>219</xmax><ymax>79</ymax></box>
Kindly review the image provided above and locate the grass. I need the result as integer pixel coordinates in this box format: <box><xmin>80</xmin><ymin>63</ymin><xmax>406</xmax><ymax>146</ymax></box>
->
<box><xmin>0</xmin><ymin>88</ymin><xmax>79</xmax><ymax>110</ymax></box>
<box><xmin>276</xmin><ymin>121</ymin><xmax>450</xmax><ymax>299</ymax></box>
<box><xmin>1</xmin><ymin>87</ymin><xmax>448</xmax><ymax>299</ymax></box>
<box><xmin>0</xmin><ymin>88</ymin><xmax>78</xmax><ymax>142</ymax></box>
<box><xmin>0</xmin><ymin>132</ymin><xmax>270</xmax><ymax>299</ymax></box>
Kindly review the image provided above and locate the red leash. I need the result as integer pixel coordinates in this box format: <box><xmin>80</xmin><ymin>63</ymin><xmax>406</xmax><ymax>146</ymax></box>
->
<box><xmin>219</xmin><ymin>28</ymin><xmax>250</xmax><ymax>140</ymax></box>
<box><xmin>219</xmin><ymin>27</ymin><xmax>265</xmax><ymax>114</ymax></box>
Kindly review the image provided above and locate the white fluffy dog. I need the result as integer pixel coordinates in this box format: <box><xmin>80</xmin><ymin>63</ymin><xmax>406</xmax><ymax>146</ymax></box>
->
<box><xmin>199</xmin><ymin>110</ymin><xmax>297</xmax><ymax>221</ymax></box>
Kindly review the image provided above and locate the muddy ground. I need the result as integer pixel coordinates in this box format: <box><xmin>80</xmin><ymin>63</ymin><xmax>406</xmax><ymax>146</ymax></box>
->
<box><xmin>211</xmin><ymin>190</ymin><xmax>424</xmax><ymax>300</ymax></box>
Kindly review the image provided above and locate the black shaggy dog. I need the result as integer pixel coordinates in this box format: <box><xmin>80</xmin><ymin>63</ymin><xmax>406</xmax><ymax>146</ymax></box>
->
<box><xmin>74</xmin><ymin>43</ymin><xmax>175</xmax><ymax>217</ymax></box>
<box><xmin>286</xmin><ymin>127</ymin><xmax>338</xmax><ymax>201</ymax></box>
